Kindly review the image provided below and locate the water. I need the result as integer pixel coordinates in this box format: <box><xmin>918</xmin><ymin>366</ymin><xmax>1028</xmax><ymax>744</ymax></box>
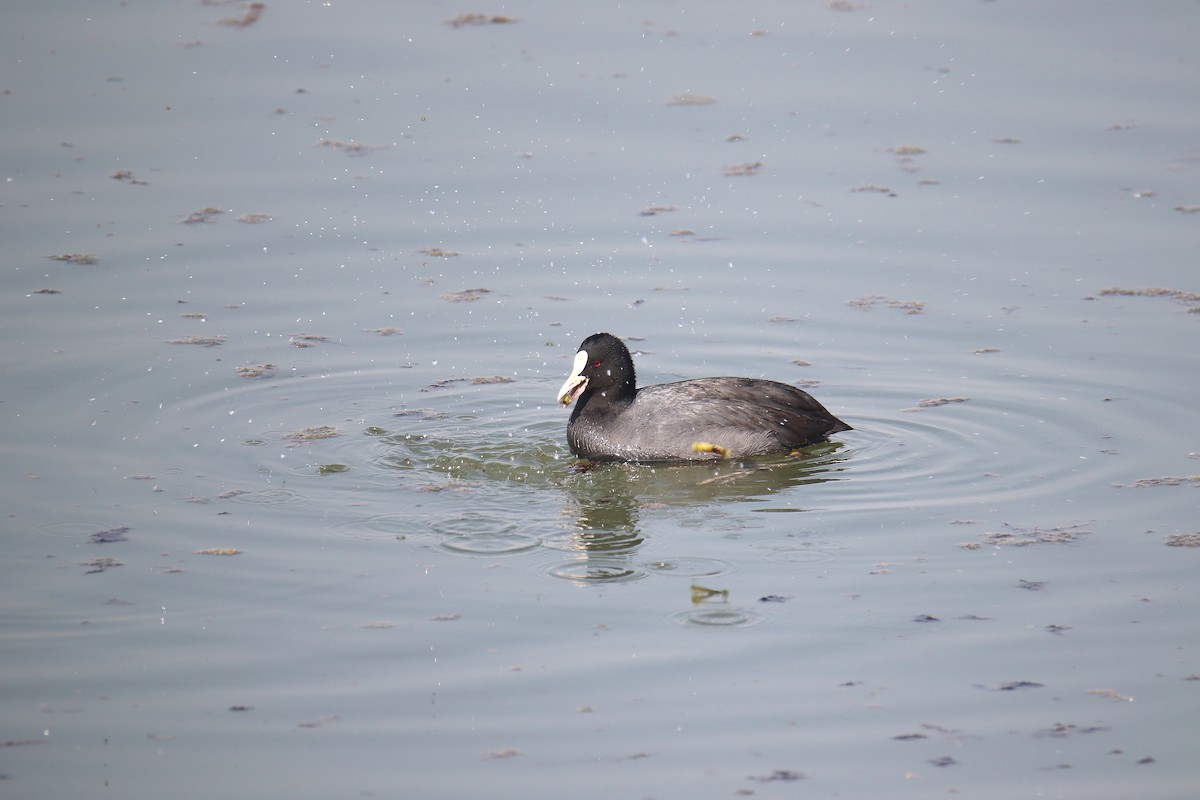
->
<box><xmin>2</xmin><ymin>1</ymin><xmax>1198</xmax><ymax>797</ymax></box>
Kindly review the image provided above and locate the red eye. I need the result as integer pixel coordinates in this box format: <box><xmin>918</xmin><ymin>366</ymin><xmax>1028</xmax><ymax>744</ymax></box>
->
<box><xmin>591</xmin><ymin>359</ymin><xmax>602</xmax><ymax>367</ymax></box>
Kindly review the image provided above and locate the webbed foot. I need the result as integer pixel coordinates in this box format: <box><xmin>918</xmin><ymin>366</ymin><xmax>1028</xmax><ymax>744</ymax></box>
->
<box><xmin>691</xmin><ymin>441</ymin><xmax>730</xmax><ymax>459</ymax></box>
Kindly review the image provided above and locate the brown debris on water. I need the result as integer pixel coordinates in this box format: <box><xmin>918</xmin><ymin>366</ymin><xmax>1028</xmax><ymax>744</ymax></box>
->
<box><xmin>963</xmin><ymin>523</ymin><xmax>1092</xmax><ymax>549</ymax></box>
<box><xmin>724</xmin><ymin>162</ymin><xmax>762</xmax><ymax>176</ymax></box>
<box><xmin>639</xmin><ymin>205</ymin><xmax>677</xmax><ymax>216</ymax></box>
<box><xmin>236</xmin><ymin>213</ymin><xmax>273</xmax><ymax>224</ymax></box>
<box><xmin>167</xmin><ymin>335</ymin><xmax>226</xmax><ymax>347</ymax></box>
<box><xmin>1174</xmin><ymin>205</ymin><xmax>1200</xmax><ymax>214</ymax></box>
<box><xmin>80</xmin><ymin>557</ymin><xmax>123</xmax><ymax>574</ymax></box>
<box><xmin>904</xmin><ymin>397</ymin><xmax>970</xmax><ymax>412</ymax></box>
<box><xmin>415</xmin><ymin>482</ymin><xmax>478</xmax><ymax>493</ymax></box>
<box><xmin>888</xmin><ymin>147</ymin><xmax>926</xmax><ymax>178</ymax></box>
<box><xmin>89</xmin><ymin>526</ymin><xmax>131</xmax><ymax>544</ymax></box>
<box><xmin>180</xmin><ymin>207</ymin><xmax>224</xmax><ymax>224</ymax></box>
<box><xmin>851</xmin><ymin>183</ymin><xmax>896</xmax><ymax>196</ymax></box>
<box><xmin>920</xmin><ymin>397</ymin><xmax>968</xmax><ymax>407</ymax></box>
<box><xmin>1097</xmin><ymin>286</ymin><xmax>1200</xmax><ymax>315</ymax></box>
<box><xmin>111</xmin><ymin>170</ymin><xmax>149</xmax><ymax>185</ymax></box>
<box><xmin>748</xmin><ymin>769</ymin><xmax>806</xmax><ymax>783</ymax></box>
<box><xmin>471</xmin><ymin>376</ymin><xmax>515</xmax><ymax>385</ymax></box>
<box><xmin>290</xmin><ymin>333</ymin><xmax>329</xmax><ymax>348</ymax></box>
<box><xmin>393</xmin><ymin>408</ymin><xmax>446</xmax><ymax>420</ymax></box>
<box><xmin>284</xmin><ymin>425</ymin><xmax>337</xmax><ymax>442</ymax></box>
<box><xmin>887</xmin><ymin>144</ymin><xmax>927</xmax><ymax>156</ymax></box>
<box><xmin>214</xmin><ymin>2</ymin><xmax>265</xmax><ymax>28</ymax></box>
<box><xmin>482</xmin><ymin>748</ymin><xmax>521</xmax><ymax>760</ymax></box>
<box><xmin>441</xmin><ymin>287</ymin><xmax>491</xmax><ymax>302</ymax></box>
<box><xmin>1114</xmin><ymin>475</ymin><xmax>1200</xmax><ymax>488</ymax></box>
<box><xmin>297</xmin><ymin>714</ymin><xmax>340</xmax><ymax>729</ymax></box>
<box><xmin>196</xmin><ymin>548</ymin><xmax>242</xmax><ymax>556</ymax></box>
<box><xmin>1165</xmin><ymin>533</ymin><xmax>1200</xmax><ymax>548</ymax></box>
<box><xmin>848</xmin><ymin>295</ymin><xmax>925</xmax><ymax>314</ymax></box>
<box><xmin>317</xmin><ymin>139</ymin><xmax>385</xmax><ymax>157</ymax></box>
<box><xmin>46</xmin><ymin>253</ymin><xmax>98</xmax><ymax>265</ymax></box>
<box><xmin>666</xmin><ymin>93</ymin><xmax>716</xmax><ymax>106</ymax></box>
<box><xmin>31</xmin><ymin>288</ymin><xmax>62</xmax><ymax>295</ymax></box>
<box><xmin>1098</xmin><ymin>286</ymin><xmax>1200</xmax><ymax>302</ymax></box>
<box><xmin>977</xmin><ymin>680</ymin><xmax>1043</xmax><ymax>692</ymax></box>
<box><xmin>417</xmin><ymin>247</ymin><xmax>459</xmax><ymax>257</ymax></box>
<box><xmin>364</xmin><ymin>327</ymin><xmax>403</xmax><ymax>336</ymax></box>
<box><xmin>445</xmin><ymin>13</ymin><xmax>518</xmax><ymax>27</ymax></box>
<box><xmin>235</xmin><ymin>364</ymin><xmax>275</xmax><ymax>379</ymax></box>
<box><xmin>420</xmin><ymin>379</ymin><xmax>465</xmax><ymax>392</ymax></box>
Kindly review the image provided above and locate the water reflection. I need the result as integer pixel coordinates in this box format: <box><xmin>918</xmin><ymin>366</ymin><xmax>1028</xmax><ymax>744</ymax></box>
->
<box><xmin>537</xmin><ymin>445</ymin><xmax>850</xmax><ymax>584</ymax></box>
<box><xmin>374</xmin><ymin>387</ymin><xmax>851</xmax><ymax>576</ymax></box>
<box><xmin>558</xmin><ymin>441</ymin><xmax>850</xmax><ymax>543</ymax></box>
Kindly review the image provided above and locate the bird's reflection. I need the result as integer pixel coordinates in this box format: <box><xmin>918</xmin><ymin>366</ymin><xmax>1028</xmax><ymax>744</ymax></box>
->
<box><xmin>547</xmin><ymin>442</ymin><xmax>849</xmax><ymax>583</ymax></box>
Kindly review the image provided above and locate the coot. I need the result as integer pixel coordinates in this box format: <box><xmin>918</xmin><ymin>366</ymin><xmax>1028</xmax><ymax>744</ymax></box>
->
<box><xmin>557</xmin><ymin>332</ymin><xmax>851</xmax><ymax>462</ymax></box>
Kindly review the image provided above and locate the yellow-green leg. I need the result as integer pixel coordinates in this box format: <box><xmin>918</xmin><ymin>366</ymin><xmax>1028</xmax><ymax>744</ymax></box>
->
<box><xmin>691</xmin><ymin>441</ymin><xmax>730</xmax><ymax>459</ymax></box>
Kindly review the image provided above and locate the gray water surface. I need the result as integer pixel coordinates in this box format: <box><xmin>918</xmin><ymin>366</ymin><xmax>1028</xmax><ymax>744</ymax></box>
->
<box><xmin>3</xmin><ymin>2</ymin><xmax>1198</xmax><ymax>798</ymax></box>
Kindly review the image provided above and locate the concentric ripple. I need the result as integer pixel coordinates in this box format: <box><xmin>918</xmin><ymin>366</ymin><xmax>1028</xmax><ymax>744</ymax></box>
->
<box><xmin>152</xmin><ymin>352</ymin><xmax>1169</xmax><ymax>592</ymax></box>
<box><xmin>541</xmin><ymin>557</ymin><xmax>649</xmax><ymax>584</ymax></box>
<box><xmin>813</xmin><ymin>367</ymin><xmax>1146</xmax><ymax>514</ymax></box>
<box><xmin>432</xmin><ymin>512</ymin><xmax>541</xmax><ymax>556</ymax></box>
<box><xmin>643</xmin><ymin>557</ymin><xmax>732</xmax><ymax>577</ymax></box>
<box><xmin>667</xmin><ymin>607</ymin><xmax>767</xmax><ymax>629</ymax></box>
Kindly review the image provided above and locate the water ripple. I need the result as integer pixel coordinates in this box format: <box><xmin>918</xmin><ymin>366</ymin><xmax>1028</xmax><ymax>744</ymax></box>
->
<box><xmin>225</xmin><ymin>488</ymin><xmax>307</xmax><ymax>506</ymax></box>
<box><xmin>643</xmin><ymin>557</ymin><xmax>732</xmax><ymax>577</ymax></box>
<box><xmin>156</xmin><ymin>359</ymin><xmax>1160</xmax><ymax>542</ymax></box>
<box><xmin>822</xmin><ymin>371</ymin><xmax>1139</xmax><ymax>513</ymax></box>
<box><xmin>667</xmin><ymin>607</ymin><xmax>767</xmax><ymax>629</ymax></box>
<box><xmin>431</xmin><ymin>512</ymin><xmax>542</xmax><ymax>556</ymax></box>
<box><xmin>541</xmin><ymin>557</ymin><xmax>649</xmax><ymax>584</ymax></box>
